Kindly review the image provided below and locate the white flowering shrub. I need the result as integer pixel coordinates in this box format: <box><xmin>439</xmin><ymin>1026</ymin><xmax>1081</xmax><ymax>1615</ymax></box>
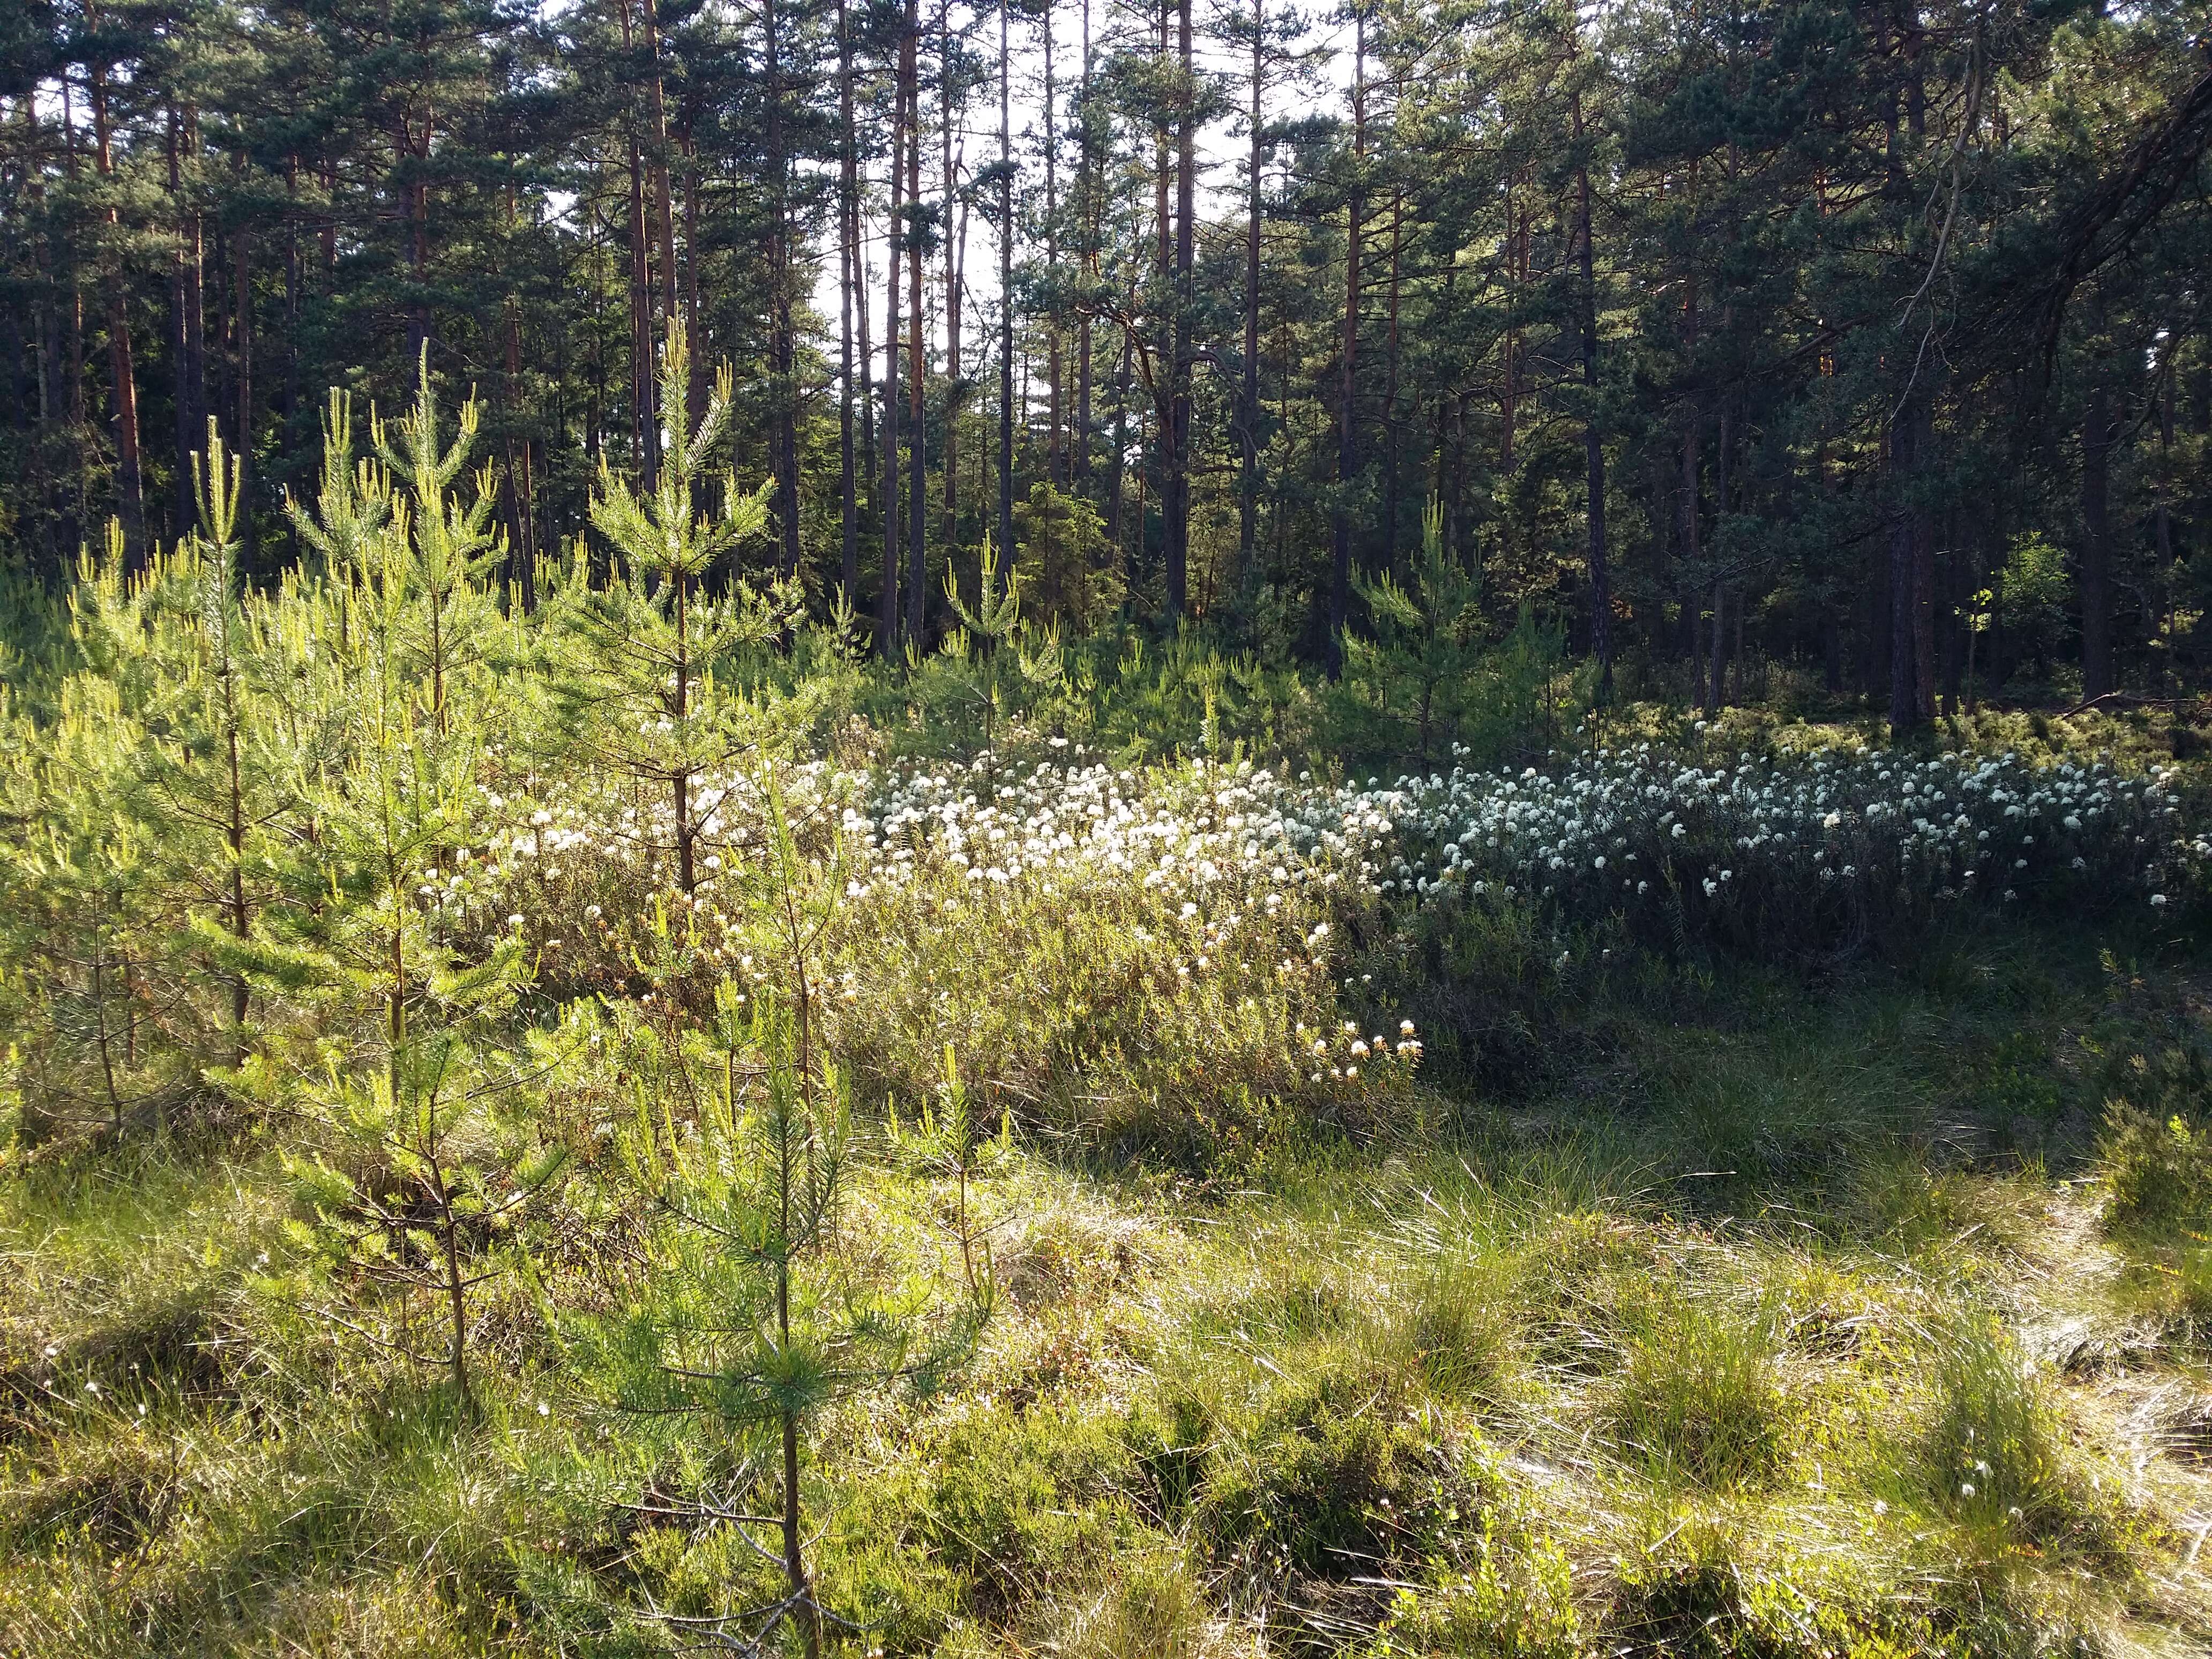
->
<box><xmin>437</xmin><ymin>743</ymin><xmax>1429</xmax><ymax>1164</ymax></box>
<box><xmin>832</xmin><ymin>750</ymin><xmax>1426</xmax><ymax>1160</ymax></box>
<box><xmin>428</xmin><ymin>731</ymin><xmax>2202</xmax><ymax>1159</ymax></box>
<box><xmin>1377</xmin><ymin>744</ymin><xmax>2201</xmax><ymax>956</ymax></box>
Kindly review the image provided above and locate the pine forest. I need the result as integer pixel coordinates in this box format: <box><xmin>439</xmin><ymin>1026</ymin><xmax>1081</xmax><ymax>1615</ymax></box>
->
<box><xmin>6</xmin><ymin>2</ymin><xmax>2212</xmax><ymax>1654</ymax></box>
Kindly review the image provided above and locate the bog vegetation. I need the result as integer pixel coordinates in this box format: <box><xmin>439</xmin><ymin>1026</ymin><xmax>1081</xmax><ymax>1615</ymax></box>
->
<box><xmin>3</xmin><ymin>360</ymin><xmax>2212</xmax><ymax>1656</ymax></box>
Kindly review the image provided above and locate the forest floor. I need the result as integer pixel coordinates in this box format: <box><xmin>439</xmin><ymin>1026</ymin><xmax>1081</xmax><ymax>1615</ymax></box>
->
<box><xmin>7</xmin><ymin>708</ymin><xmax>2212</xmax><ymax>1657</ymax></box>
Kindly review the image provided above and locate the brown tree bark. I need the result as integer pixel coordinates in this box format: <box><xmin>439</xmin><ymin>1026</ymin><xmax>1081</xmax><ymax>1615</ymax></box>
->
<box><xmin>1075</xmin><ymin>0</ymin><xmax>1095</xmax><ymax>496</ymax></box>
<box><xmin>995</xmin><ymin>0</ymin><xmax>1014</xmax><ymax>587</ymax></box>
<box><xmin>89</xmin><ymin>59</ymin><xmax>145</xmax><ymax>561</ymax></box>
<box><xmin>883</xmin><ymin>143</ymin><xmax>905</xmax><ymax>655</ymax></box>
<box><xmin>1382</xmin><ymin>190</ymin><xmax>1402</xmax><ymax>575</ymax></box>
<box><xmin>2080</xmin><ymin>376</ymin><xmax>2116</xmax><ymax>700</ymax></box>
<box><xmin>167</xmin><ymin>104</ymin><xmax>205</xmax><ymax>539</ymax></box>
<box><xmin>234</xmin><ymin>180</ymin><xmax>255</xmax><ymax>570</ymax></box>
<box><xmin>1887</xmin><ymin>401</ymin><xmax>1922</xmax><ymax>731</ymax></box>
<box><xmin>1575</xmin><ymin>77</ymin><xmax>1611</xmax><ymax>693</ymax></box>
<box><xmin>1325</xmin><ymin>6</ymin><xmax>1364</xmax><ymax>674</ymax></box>
<box><xmin>1164</xmin><ymin>0</ymin><xmax>1194</xmax><ymax>618</ymax></box>
<box><xmin>904</xmin><ymin>0</ymin><xmax>928</xmax><ymax>648</ymax></box>
<box><xmin>941</xmin><ymin>0</ymin><xmax>962</xmax><ymax>552</ymax></box>
<box><xmin>618</xmin><ymin>0</ymin><xmax>656</xmax><ymax>487</ymax></box>
<box><xmin>1237</xmin><ymin>0</ymin><xmax>1264</xmax><ymax>589</ymax></box>
<box><xmin>682</xmin><ymin>128</ymin><xmax>704</xmax><ymax>424</ymax></box>
<box><xmin>1044</xmin><ymin>6</ymin><xmax>1062</xmax><ymax>485</ymax></box>
<box><xmin>838</xmin><ymin>0</ymin><xmax>861</xmax><ymax>609</ymax></box>
<box><xmin>766</xmin><ymin>0</ymin><xmax>801</xmax><ymax>580</ymax></box>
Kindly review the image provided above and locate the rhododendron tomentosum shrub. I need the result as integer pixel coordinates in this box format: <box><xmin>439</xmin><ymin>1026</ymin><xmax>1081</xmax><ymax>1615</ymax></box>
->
<box><xmin>1364</xmin><ymin>745</ymin><xmax>2200</xmax><ymax>959</ymax></box>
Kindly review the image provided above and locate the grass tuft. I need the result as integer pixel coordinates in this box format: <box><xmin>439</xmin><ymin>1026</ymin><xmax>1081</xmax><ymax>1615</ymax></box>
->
<box><xmin>1601</xmin><ymin>1299</ymin><xmax>1787</xmax><ymax>1490</ymax></box>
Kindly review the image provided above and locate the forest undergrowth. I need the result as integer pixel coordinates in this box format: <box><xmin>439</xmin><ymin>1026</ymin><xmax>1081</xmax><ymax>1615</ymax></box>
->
<box><xmin>6</xmin><ymin>374</ymin><xmax>2212</xmax><ymax>1656</ymax></box>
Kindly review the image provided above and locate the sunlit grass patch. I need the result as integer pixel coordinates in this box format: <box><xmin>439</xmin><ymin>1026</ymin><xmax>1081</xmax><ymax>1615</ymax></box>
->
<box><xmin>1909</xmin><ymin>1322</ymin><xmax>2118</xmax><ymax>1548</ymax></box>
<box><xmin>1598</xmin><ymin>1296</ymin><xmax>1789</xmax><ymax>1491</ymax></box>
<box><xmin>1039</xmin><ymin>1543</ymin><xmax>1249</xmax><ymax>1658</ymax></box>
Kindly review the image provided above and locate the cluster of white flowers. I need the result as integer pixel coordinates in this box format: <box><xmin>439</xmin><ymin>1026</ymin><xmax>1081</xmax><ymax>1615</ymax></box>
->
<box><xmin>841</xmin><ymin>742</ymin><xmax>2195</xmax><ymax>925</ymax></box>
<box><xmin>448</xmin><ymin>737</ymin><xmax>2197</xmax><ymax>962</ymax></box>
<box><xmin>1365</xmin><ymin>743</ymin><xmax>2191</xmax><ymax>921</ymax></box>
<box><xmin>849</xmin><ymin>751</ymin><xmax>1354</xmax><ymax>907</ymax></box>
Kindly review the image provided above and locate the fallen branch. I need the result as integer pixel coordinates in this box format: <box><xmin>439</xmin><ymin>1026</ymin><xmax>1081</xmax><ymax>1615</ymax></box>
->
<box><xmin>2058</xmin><ymin>691</ymin><xmax>2209</xmax><ymax>718</ymax></box>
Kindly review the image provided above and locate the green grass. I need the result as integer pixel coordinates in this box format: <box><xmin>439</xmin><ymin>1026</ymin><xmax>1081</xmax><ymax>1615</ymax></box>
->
<box><xmin>8</xmin><ymin>923</ymin><xmax>2212</xmax><ymax>1654</ymax></box>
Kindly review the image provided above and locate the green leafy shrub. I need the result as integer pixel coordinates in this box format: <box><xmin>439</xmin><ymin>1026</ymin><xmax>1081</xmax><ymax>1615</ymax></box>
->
<box><xmin>1371</xmin><ymin>1522</ymin><xmax>1581</xmax><ymax>1659</ymax></box>
<box><xmin>2101</xmin><ymin>1044</ymin><xmax>2212</xmax><ymax>1236</ymax></box>
<box><xmin>2102</xmin><ymin>1104</ymin><xmax>2212</xmax><ymax>1237</ymax></box>
<box><xmin>898</xmin><ymin>1404</ymin><xmax>1140</xmax><ymax>1618</ymax></box>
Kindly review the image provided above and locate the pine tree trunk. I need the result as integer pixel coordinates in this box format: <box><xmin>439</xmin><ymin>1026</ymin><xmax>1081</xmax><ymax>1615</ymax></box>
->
<box><xmin>91</xmin><ymin>62</ymin><xmax>145</xmax><ymax>562</ymax></box>
<box><xmin>1709</xmin><ymin>401</ymin><xmax>1731</xmax><ymax>713</ymax></box>
<box><xmin>1326</xmin><ymin>9</ymin><xmax>1365</xmax><ymax>675</ymax></box>
<box><xmin>504</xmin><ymin>287</ymin><xmax>536</xmax><ymax>580</ymax></box>
<box><xmin>838</xmin><ymin>0</ymin><xmax>860</xmax><ymax>609</ymax></box>
<box><xmin>1911</xmin><ymin>398</ymin><xmax>1938</xmax><ymax>719</ymax></box>
<box><xmin>167</xmin><ymin>105</ymin><xmax>202</xmax><ymax>539</ymax></box>
<box><xmin>1575</xmin><ymin>74</ymin><xmax>1610</xmax><ymax>693</ymax></box>
<box><xmin>1887</xmin><ymin>401</ymin><xmax>1921</xmax><ymax>732</ymax></box>
<box><xmin>1238</xmin><ymin>0</ymin><xmax>1263</xmax><ymax>587</ymax></box>
<box><xmin>766</xmin><ymin>0</ymin><xmax>801</xmax><ymax>581</ymax></box>
<box><xmin>406</xmin><ymin>106</ymin><xmax>435</xmax><ymax>376</ymax></box>
<box><xmin>618</xmin><ymin>0</ymin><xmax>656</xmax><ymax>488</ymax></box>
<box><xmin>1107</xmin><ymin>330</ymin><xmax>1130</xmax><ymax>565</ymax></box>
<box><xmin>683</xmin><ymin>130</ymin><xmax>705</xmax><ymax>424</ymax></box>
<box><xmin>283</xmin><ymin>152</ymin><xmax>301</xmax><ymax>560</ymax></box>
<box><xmin>941</xmin><ymin>1</ymin><xmax>961</xmax><ymax>554</ymax></box>
<box><xmin>234</xmin><ymin>182</ymin><xmax>256</xmax><ymax>571</ymax></box>
<box><xmin>642</xmin><ymin>0</ymin><xmax>678</xmax><ymax>356</ymax></box>
<box><xmin>997</xmin><ymin>0</ymin><xmax>1015</xmax><ymax>588</ymax></box>
<box><xmin>1165</xmin><ymin>0</ymin><xmax>1193</xmax><ymax>619</ymax></box>
<box><xmin>1142</xmin><ymin>0</ymin><xmax>1169</xmax><ymax>597</ymax></box>
<box><xmin>1382</xmin><ymin>190</ymin><xmax>1402</xmax><ymax>576</ymax></box>
<box><xmin>1680</xmin><ymin>275</ymin><xmax>1702</xmax><ymax>703</ymax></box>
<box><xmin>884</xmin><ymin>146</ymin><xmax>904</xmax><ymax>657</ymax></box>
<box><xmin>2081</xmin><ymin>376</ymin><xmax>2115</xmax><ymax>700</ymax></box>
<box><xmin>1075</xmin><ymin>0</ymin><xmax>1095</xmax><ymax>497</ymax></box>
<box><xmin>903</xmin><ymin>1</ymin><xmax>927</xmax><ymax>647</ymax></box>
<box><xmin>1044</xmin><ymin>11</ymin><xmax>1062</xmax><ymax>487</ymax></box>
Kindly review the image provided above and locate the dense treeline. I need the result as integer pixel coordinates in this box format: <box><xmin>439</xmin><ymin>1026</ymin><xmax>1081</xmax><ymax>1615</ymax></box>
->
<box><xmin>3</xmin><ymin>0</ymin><xmax>2210</xmax><ymax>728</ymax></box>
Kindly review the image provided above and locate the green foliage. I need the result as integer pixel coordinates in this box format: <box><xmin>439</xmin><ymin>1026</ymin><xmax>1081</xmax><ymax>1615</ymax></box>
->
<box><xmin>1371</xmin><ymin>1522</ymin><xmax>1581</xmax><ymax>1659</ymax></box>
<box><xmin>544</xmin><ymin>325</ymin><xmax>786</xmax><ymax>896</ymax></box>
<box><xmin>891</xmin><ymin>1042</ymin><xmax>1013</xmax><ymax>1298</ymax></box>
<box><xmin>933</xmin><ymin>534</ymin><xmax>1029</xmax><ymax>744</ymax></box>
<box><xmin>1911</xmin><ymin>1321</ymin><xmax>2114</xmax><ymax>1555</ymax></box>
<box><xmin>1996</xmin><ymin>532</ymin><xmax>2074</xmax><ymax>682</ymax></box>
<box><xmin>1012</xmin><ymin>482</ymin><xmax>1120</xmax><ymax>637</ymax></box>
<box><xmin>1339</xmin><ymin>504</ymin><xmax>1578</xmax><ymax>771</ymax></box>
<box><xmin>4</xmin><ymin>301</ymin><xmax>2212</xmax><ymax>1654</ymax></box>
<box><xmin>2103</xmin><ymin>1105</ymin><xmax>2212</xmax><ymax>1239</ymax></box>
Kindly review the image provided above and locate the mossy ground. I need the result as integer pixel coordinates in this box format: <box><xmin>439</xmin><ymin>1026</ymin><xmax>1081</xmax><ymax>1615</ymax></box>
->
<box><xmin>7</xmin><ymin>899</ymin><xmax>2212</xmax><ymax>1657</ymax></box>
